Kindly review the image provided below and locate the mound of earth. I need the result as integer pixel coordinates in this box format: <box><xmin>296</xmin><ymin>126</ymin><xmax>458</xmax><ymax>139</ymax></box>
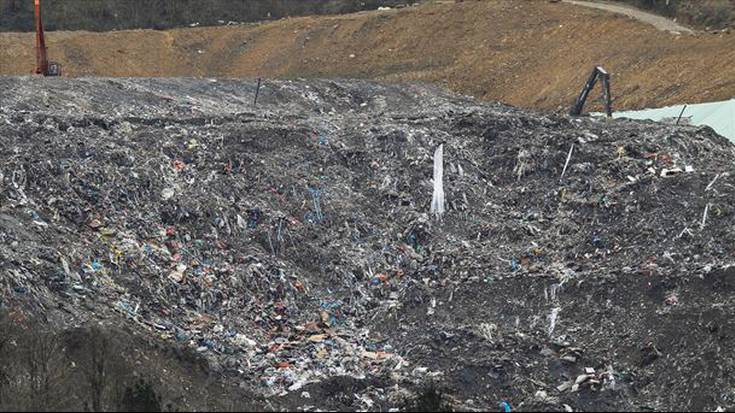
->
<box><xmin>2</xmin><ymin>0</ymin><xmax>735</xmax><ymax>113</ymax></box>
<box><xmin>1</xmin><ymin>77</ymin><xmax>735</xmax><ymax>411</ymax></box>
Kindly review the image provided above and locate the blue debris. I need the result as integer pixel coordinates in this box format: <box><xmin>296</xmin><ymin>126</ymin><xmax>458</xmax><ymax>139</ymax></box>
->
<box><xmin>407</xmin><ymin>232</ymin><xmax>420</xmax><ymax>251</ymax></box>
<box><xmin>510</xmin><ymin>258</ymin><xmax>520</xmax><ymax>272</ymax></box>
<box><xmin>248</xmin><ymin>208</ymin><xmax>261</xmax><ymax>229</ymax></box>
<box><xmin>320</xmin><ymin>301</ymin><xmax>341</xmax><ymax>311</ymax></box>
<box><xmin>499</xmin><ymin>401</ymin><xmax>512</xmax><ymax>412</ymax></box>
<box><xmin>307</xmin><ymin>187</ymin><xmax>325</xmax><ymax>224</ymax></box>
<box><xmin>117</xmin><ymin>300</ymin><xmax>137</xmax><ymax>317</ymax></box>
<box><xmin>365</xmin><ymin>341</ymin><xmax>385</xmax><ymax>351</ymax></box>
<box><xmin>320</xmin><ymin>301</ymin><xmax>343</xmax><ymax>325</ymax></box>
<box><xmin>175</xmin><ymin>329</ymin><xmax>189</xmax><ymax>342</ymax></box>
<box><xmin>30</xmin><ymin>210</ymin><xmax>48</xmax><ymax>226</ymax></box>
<box><xmin>592</xmin><ymin>235</ymin><xmax>604</xmax><ymax>248</ymax></box>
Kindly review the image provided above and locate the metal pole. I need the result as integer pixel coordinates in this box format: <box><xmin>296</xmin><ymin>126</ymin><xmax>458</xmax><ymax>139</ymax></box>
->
<box><xmin>602</xmin><ymin>73</ymin><xmax>612</xmax><ymax>118</ymax></box>
<box><xmin>676</xmin><ymin>105</ymin><xmax>688</xmax><ymax>125</ymax></box>
<box><xmin>254</xmin><ymin>78</ymin><xmax>262</xmax><ymax>107</ymax></box>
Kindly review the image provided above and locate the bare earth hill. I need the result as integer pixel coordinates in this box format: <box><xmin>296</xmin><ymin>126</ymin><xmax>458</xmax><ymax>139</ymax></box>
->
<box><xmin>1</xmin><ymin>0</ymin><xmax>734</xmax><ymax>112</ymax></box>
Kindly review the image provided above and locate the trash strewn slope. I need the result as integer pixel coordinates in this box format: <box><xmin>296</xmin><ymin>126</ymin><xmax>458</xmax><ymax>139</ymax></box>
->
<box><xmin>2</xmin><ymin>77</ymin><xmax>735</xmax><ymax>411</ymax></box>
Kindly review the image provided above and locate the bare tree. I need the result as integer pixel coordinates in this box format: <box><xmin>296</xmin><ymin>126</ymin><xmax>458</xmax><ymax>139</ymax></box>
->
<box><xmin>0</xmin><ymin>311</ymin><xmax>10</xmax><ymax>409</ymax></box>
<box><xmin>79</xmin><ymin>327</ymin><xmax>115</xmax><ymax>412</ymax></box>
<box><xmin>20</xmin><ymin>326</ymin><xmax>69</xmax><ymax>411</ymax></box>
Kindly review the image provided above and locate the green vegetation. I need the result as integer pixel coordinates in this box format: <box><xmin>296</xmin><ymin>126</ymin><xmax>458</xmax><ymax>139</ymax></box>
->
<box><xmin>0</xmin><ymin>0</ymin><xmax>409</xmax><ymax>32</ymax></box>
<box><xmin>619</xmin><ymin>0</ymin><xmax>734</xmax><ymax>29</ymax></box>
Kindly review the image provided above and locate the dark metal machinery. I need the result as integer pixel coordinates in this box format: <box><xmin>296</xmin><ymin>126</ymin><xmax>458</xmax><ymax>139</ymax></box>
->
<box><xmin>570</xmin><ymin>66</ymin><xmax>611</xmax><ymax>117</ymax></box>
<box><xmin>34</xmin><ymin>0</ymin><xmax>62</xmax><ymax>76</ymax></box>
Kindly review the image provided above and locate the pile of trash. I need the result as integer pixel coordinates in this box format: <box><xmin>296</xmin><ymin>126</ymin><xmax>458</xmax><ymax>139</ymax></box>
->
<box><xmin>2</xmin><ymin>77</ymin><xmax>735</xmax><ymax>411</ymax></box>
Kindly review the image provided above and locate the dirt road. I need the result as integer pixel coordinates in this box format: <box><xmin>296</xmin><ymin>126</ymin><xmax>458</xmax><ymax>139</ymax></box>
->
<box><xmin>563</xmin><ymin>0</ymin><xmax>694</xmax><ymax>33</ymax></box>
<box><xmin>1</xmin><ymin>0</ymin><xmax>733</xmax><ymax>111</ymax></box>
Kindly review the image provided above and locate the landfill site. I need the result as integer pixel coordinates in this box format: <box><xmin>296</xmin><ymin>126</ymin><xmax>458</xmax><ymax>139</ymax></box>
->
<box><xmin>1</xmin><ymin>0</ymin><xmax>735</xmax><ymax>412</ymax></box>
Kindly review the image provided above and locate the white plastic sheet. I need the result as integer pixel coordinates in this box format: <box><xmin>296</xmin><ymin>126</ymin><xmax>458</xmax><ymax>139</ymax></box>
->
<box><xmin>611</xmin><ymin>98</ymin><xmax>735</xmax><ymax>142</ymax></box>
<box><xmin>431</xmin><ymin>144</ymin><xmax>445</xmax><ymax>218</ymax></box>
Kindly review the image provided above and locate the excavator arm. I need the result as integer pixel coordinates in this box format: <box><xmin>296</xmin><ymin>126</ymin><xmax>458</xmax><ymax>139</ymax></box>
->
<box><xmin>570</xmin><ymin>66</ymin><xmax>611</xmax><ymax>117</ymax></box>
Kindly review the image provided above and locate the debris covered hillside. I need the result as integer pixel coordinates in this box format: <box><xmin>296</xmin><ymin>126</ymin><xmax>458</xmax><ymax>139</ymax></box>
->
<box><xmin>2</xmin><ymin>77</ymin><xmax>735</xmax><ymax>411</ymax></box>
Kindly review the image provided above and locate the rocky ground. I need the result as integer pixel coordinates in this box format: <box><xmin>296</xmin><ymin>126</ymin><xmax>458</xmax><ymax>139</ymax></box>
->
<box><xmin>1</xmin><ymin>77</ymin><xmax>735</xmax><ymax>411</ymax></box>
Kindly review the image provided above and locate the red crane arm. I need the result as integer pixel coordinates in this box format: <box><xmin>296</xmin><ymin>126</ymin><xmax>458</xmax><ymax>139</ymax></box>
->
<box><xmin>34</xmin><ymin>0</ymin><xmax>49</xmax><ymax>75</ymax></box>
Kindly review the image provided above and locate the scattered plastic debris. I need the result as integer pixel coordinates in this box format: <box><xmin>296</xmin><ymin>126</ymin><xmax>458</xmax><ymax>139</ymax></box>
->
<box><xmin>1</xmin><ymin>77</ymin><xmax>734</xmax><ymax>411</ymax></box>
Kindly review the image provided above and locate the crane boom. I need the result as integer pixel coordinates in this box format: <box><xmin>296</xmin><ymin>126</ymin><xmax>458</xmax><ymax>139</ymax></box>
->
<box><xmin>34</xmin><ymin>0</ymin><xmax>49</xmax><ymax>75</ymax></box>
<box><xmin>33</xmin><ymin>0</ymin><xmax>61</xmax><ymax>76</ymax></box>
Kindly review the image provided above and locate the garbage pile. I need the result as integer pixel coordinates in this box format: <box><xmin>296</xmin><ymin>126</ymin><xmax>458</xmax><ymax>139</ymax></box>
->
<box><xmin>2</xmin><ymin>77</ymin><xmax>735</xmax><ymax>411</ymax></box>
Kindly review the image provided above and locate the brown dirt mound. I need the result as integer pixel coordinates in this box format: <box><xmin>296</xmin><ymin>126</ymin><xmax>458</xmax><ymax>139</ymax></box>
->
<box><xmin>1</xmin><ymin>0</ymin><xmax>734</xmax><ymax>112</ymax></box>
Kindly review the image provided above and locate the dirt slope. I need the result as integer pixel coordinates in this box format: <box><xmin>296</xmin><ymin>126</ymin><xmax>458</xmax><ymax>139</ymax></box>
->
<box><xmin>1</xmin><ymin>1</ymin><xmax>734</xmax><ymax>110</ymax></box>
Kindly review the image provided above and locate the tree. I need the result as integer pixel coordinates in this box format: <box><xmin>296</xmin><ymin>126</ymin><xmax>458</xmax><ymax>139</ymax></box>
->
<box><xmin>19</xmin><ymin>325</ymin><xmax>71</xmax><ymax>411</ymax></box>
<box><xmin>81</xmin><ymin>327</ymin><xmax>113</xmax><ymax>412</ymax></box>
<box><xmin>0</xmin><ymin>0</ymin><xmax>409</xmax><ymax>32</ymax></box>
<box><xmin>0</xmin><ymin>311</ymin><xmax>10</xmax><ymax>409</ymax></box>
<box><xmin>59</xmin><ymin>326</ymin><xmax>129</xmax><ymax>412</ymax></box>
<box><xmin>120</xmin><ymin>379</ymin><xmax>162</xmax><ymax>412</ymax></box>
